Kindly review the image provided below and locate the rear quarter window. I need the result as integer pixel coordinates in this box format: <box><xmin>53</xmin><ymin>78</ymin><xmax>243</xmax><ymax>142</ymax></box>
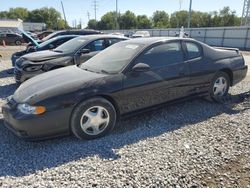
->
<box><xmin>186</xmin><ymin>42</ymin><xmax>202</xmax><ymax>59</ymax></box>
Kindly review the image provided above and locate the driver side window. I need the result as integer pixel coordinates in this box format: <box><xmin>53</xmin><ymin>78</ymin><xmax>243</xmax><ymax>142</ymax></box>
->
<box><xmin>135</xmin><ymin>42</ymin><xmax>184</xmax><ymax>69</ymax></box>
<box><xmin>85</xmin><ymin>39</ymin><xmax>106</xmax><ymax>52</ymax></box>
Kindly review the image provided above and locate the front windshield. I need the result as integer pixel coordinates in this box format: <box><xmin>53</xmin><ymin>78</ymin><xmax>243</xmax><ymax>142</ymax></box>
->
<box><xmin>80</xmin><ymin>42</ymin><xmax>145</xmax><ymax>73</ymax></box>
<box><xmin>38</xmin><ymin>37</ymin><xmax>58</xmax><ymax>48</ymax></box>
<box><xmin>53</xmin><ymin>37</ymin><xmax>86</xmax><ymax>54</ymax></box>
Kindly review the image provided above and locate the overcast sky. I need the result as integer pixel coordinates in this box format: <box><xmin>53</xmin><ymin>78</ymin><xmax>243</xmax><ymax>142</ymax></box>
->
<box><xmin>0</xmin><ymin>0</ymin><xmax>244</xmax><ymax>27</ymax></box>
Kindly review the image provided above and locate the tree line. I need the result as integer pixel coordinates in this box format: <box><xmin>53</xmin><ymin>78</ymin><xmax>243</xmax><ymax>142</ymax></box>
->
<box><xmin>0</xmin><ymin>6</ymin><xmax>240</xmax><ymax>30</ymax></box>
<box><xmin>87</xmin><ymin>7</ymin><xmax>241</xmax><ymax>30</ymax></box>
<box><xmin>0</xmin><ymin>7</ymin><xmax>68</xmax><ymax>30</ymax></box>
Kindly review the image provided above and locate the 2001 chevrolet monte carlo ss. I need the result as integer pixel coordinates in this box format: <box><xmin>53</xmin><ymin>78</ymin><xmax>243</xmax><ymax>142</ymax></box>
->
<box><xmin>2</xmin><ymin>37</ymin><xmax>248</xmax><ymax>140</ymax></box>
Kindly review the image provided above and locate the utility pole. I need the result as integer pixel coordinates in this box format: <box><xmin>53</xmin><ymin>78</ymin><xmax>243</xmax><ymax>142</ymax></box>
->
<box><xmin>61</xmin><ymin>1</ymin><xmax>67</xmax><ymax>28</ymax></box>
<box><xmin>87</xmin><ymin>11</ymin><xmax>90</xmax><ymax>21</ymax></box>
<box><xmin>93</xmin><ymin>0</ymin><xmax>98</xmax><ymax>21</ymax></box>
<box><xmin>241</xmin><ymin>0</ymin><xmax>250</xmax><ymax>25</ymax></box>
<box><xmin>116</xmin><ymin>0</ymin><xmax>119</xmax><ymax>29</ymax></box>
<box><xmin>188</xmin><ymin>0</ymin><xmax>192</xmax><ymax>28</ymax></box>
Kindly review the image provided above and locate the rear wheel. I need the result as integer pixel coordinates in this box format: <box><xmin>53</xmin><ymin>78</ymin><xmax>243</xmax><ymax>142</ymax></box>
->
<box><xmin>209</xmin><ymin>71</ymin><xmax>230</xmax><ymax>102</ymax></box>
<box><xmin>71</xmin><ymin>97</ymin><xmax>117</xmax><ymax>140</ymax></box>
<box><xmin>15</xmin><ymin>40</ymin><xmax>22</xmax><ymax>45</ymax></box>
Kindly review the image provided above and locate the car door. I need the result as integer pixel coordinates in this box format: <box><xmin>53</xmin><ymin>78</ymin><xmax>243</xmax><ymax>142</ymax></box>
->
<box><xmin>183</xmin><ymin>41</ymin><xmax>212</xmax><ymax>94</ymax></box>
<box><xmin>120</xmin><ymin>41</ymin><xmax>190</xmax><ymax>113</ymax></box>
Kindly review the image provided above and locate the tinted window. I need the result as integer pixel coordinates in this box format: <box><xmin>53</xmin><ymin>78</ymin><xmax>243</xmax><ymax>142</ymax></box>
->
<box><xmin>85</xmin><ymin>39</ymin><xmax>106</xmax><ymax>52</ymax></box>
<box><xmin>186</xmin><ymin>42</ymin><xmax>202</xmax><ymax>59</ymax></box>
<box><xmin>54</xmin><ymin>37</ymin><xmax>86</xmax><ymax>53</ymax></box>
<box><xmin>136</xmin><ymin>42</ymin><xmax>184</xmax><ymax>69</ymax></box>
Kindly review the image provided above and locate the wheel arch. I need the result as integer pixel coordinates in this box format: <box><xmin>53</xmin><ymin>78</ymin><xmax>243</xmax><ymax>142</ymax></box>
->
<box><xmin>71</xmin><ymin>94</ymin><xmax>121</xmax><ymax>122</ymax></box>
<box><xmin>219</xmin><ymin>68</ymin><xmax>233</xmax><ymax>86</ymax></box>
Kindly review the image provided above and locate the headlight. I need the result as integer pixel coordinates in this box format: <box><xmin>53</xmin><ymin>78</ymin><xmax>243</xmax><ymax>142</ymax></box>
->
<box><xmin>24</xmin><ymin>65</ymin><xmax>43</xmax><ymax>72</ymax></box>
<box><xmin>17</xmin><ymin>104</ymin><xmax>46</xmax><ymax>115</ymax></box>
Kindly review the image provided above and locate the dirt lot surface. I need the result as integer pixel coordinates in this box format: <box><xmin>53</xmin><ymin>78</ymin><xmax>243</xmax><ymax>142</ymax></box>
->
<box><xmin>0</xmin><ymin>46</ymin><xmax>249</xmax><ymax>187</ymax></box>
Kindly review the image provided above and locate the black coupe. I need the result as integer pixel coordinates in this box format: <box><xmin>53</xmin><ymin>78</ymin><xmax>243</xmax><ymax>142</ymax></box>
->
<box><xmin>3</xmin><ymin>37</ymin><xmax>248</xmax><ymax>140</ymax></box>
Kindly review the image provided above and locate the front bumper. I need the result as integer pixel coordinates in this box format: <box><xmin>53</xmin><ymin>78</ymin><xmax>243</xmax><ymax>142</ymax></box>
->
<box><xmin>232</xmin><ymin>65</ymin><xmax>248</xmax><ymax>86</ymax></box>
<box><xmin>2</xmin><ymin>101</ymin><xmax>71</xmax><ymax>140</ymax></box>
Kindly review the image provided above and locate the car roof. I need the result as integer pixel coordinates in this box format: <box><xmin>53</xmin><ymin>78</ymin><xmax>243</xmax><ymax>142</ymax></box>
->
<box><xmin>75</xmin><ymin>34</ymin><xmax>129</xmax><ymax>40</ymax></box>
<box><xmin>52</xmin><ymin>35</ymin><xmax>79</xmax><ymax>40</ymax></box>
<box><xmin>123</xmin><ymin>37</ymin><xmax>198</xmax><ymax>45</ymax></box>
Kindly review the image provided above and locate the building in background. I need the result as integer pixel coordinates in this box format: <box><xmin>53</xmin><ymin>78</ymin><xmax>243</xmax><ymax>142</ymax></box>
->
<box><xmin>23</xmin><ymin>22</ymin><xmax>46</xmax><ymax>32</ymax></box>
<box><xmin>0</xmin><ymin>19</ymin><xmax>23</xmax><ymax>33</ymax></box>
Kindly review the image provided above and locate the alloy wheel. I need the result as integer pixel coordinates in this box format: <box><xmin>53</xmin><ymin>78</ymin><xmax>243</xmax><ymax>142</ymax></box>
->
<box><xmin>213</xmin><ymin>77</ymin><xmax>228</xmax><ymax>97</ymax></box>
<box><xmin>80</xmin><ymin>106</ymin><xmax>110</xmax><ymax>136</ymax></box>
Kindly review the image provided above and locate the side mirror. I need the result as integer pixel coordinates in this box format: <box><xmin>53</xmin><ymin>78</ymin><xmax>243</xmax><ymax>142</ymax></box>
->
<box><xmin>80</xmin><ymin>49</ymin><xmax>90</xmax><ymax>54</ymax></box>
<box><xmin>132</xmin><ymin>63</ymin><xmax>150</xmax><ymax>72</ymax></box>
<box><xmin>48</xmin><ymin>44</ymin><xmax>54</xmax><ymax>49</ymax></box>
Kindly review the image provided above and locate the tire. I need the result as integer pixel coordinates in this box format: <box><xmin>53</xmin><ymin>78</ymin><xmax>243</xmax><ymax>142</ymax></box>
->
<box><xmin>209</xmin><ymin>71</ymin><xmax>230</xmax><ymax>102</ymax></box>
<box><xmin>71</xmin><ymin>97</ymin><xmax>117</xmax><ymax>140</ymax></box>
<box><xmin>15</xmin><ymin>40</ymin><xmax>22</xmax><ymax>45</ymax></box>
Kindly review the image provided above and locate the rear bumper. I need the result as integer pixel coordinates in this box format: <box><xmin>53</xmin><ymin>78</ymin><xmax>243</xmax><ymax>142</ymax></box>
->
<box><xmin>2</xmin><ymin>102</ymin><xmax>71</xmax><ymax>141</ymax></box>
<box><xmin>232</xmin><ymin>65</ymin><xmax>248</xmax><ymax>86</ymax></box>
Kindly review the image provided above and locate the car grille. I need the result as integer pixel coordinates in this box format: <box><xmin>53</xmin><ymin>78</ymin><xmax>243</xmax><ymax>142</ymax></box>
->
<box><xmin>14</xmin><ymin>68</ymin><xmax>22</xmax><ymax>82</ymax></box>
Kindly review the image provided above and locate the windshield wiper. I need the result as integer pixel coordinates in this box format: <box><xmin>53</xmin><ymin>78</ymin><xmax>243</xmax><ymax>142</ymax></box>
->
<box><xmin>100</xmin><ymin>70</ymin><xmax>111</xmax><ymax>74</ymax></box>
<box><xmin>53</xmin><ymin>50</ymin><xmax>63</xmax><ymax>53</ymax></box>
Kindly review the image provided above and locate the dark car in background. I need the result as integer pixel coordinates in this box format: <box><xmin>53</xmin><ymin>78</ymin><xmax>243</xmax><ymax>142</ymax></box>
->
<box><xmin>11</xmin><ymin>35</ymin><xmax>78</xmax><ymax>66</ymax></box>
<box><xmin>41</xmin><ymin>29</ymin><xmax>103</xmax><ymax>42</ymax></box>
<box><xmin>36</xmin><ymin>30</ymin><xmax>53</xmax><ymax>40</ymax></box>
<box><xmin>0</xmin><ymin>33</ymin><xmax>24</xmax><ymax>45</ymax></box>
<box><xmin>14</xmin><ymin>35</ymin><xmax>128</xmax><ymax>82</ymax></box>
<box><xmin>3</xmin><ymin>37</ymin><xmax>247</xmax><ymax>140</ymax></box>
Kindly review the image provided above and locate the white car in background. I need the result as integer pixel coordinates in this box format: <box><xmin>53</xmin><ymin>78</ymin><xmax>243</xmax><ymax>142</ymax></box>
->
<box><xmin>132</xmin><ymin>31</ymin><xmax>150</xmax><ymax>38</ymax></box>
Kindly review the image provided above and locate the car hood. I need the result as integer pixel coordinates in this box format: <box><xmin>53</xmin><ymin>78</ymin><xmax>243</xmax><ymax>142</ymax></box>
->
<box><xmin>13</xmin><ymin>66</ymin><xmax>107</xmax><ymax>104</ymax></box>
<box><xmin>20</xmin><ymin>29</ymin><xmax>40</xmax><ymax>47</ymax></box>
<box><xmin>22</xmin><ymin>50</ymin><xmax>67</xmax><ymax>62</ymax></box>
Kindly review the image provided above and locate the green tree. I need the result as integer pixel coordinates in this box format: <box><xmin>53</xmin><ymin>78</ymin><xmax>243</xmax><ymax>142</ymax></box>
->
<box><xmin>0</xmin><ymin>11</ymin><xmax>8</xmax><ymax>18</ymax></box>
<box><xmin>119</xmin><ymin>11</ymin><xmax>137</xmax><ymax>29</ymax></box>
<box><xmin>152</xmin><ymin>11</ymin><xmax>169</xmax><ymax>28</ymax></box>
<box><xmin>7</xmin><ymin>7</ymin><xmax>29</xmax><ymax>20</ymax></box>
<box><xmin>214</xmin><ymin>7</ymin><xmax>240</xmax><ymax>26</ymax></box>
<box><xmin>28</xmin><ymin>7</ymin><xmax>65</xmax><ymax>29</ymax></box>
<box><xmin>98</xmin><ymin>11</ymin><xmax>117</xmax><ymax>30</ymax></box>
<box><xmin>170</xmin><ymin>11</ymin><xmax>188</xmax><ymax>28</ymax></box>
<box><xmin>87</xmin><ymin>19</ymin><xmax>98</xmax><ymax>29</ymax></box>
<box><xmin>137</xmin><ymin>15</ymin><xmax>152</xmax><ymax>29</ymax></box>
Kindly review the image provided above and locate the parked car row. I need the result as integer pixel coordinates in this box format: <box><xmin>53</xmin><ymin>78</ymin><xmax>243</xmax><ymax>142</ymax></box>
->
<box><xmin>2</xmin><ymin>33</ymin><xmax>248</xmax><ymax>141</ymax></box>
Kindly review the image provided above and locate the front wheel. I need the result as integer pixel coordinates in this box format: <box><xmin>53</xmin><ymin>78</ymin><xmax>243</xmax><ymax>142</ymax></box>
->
<box><xmin>71</xmin><ymin>97</ymin><xmax>117</xmax><ymax>140</ymax></box>
<box><xmin>209</xmin><ymin>71</ymin><xmax>230</xmax><ymax>102</ymax></box>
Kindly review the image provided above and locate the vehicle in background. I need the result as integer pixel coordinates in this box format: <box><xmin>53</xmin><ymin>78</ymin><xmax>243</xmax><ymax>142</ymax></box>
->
<box><xmin>25</xmin><ymin>31</ymin><xmax>38</xmax><ymax>39</ymax></box>
<box><xmin>14</xmin><ymin>35</ymin><xmax>128</xmax><ymax>83</ymax></box>
<box><xmin>3</xmin><ymin>37</ymin><xmax>247</xmax><ymax>140</ymax></box>
<box><xmin>132</xmin><ymin>31</ymin><xmax>150</xmax><ymax>38</ymax></box>
<box><xmin>11</xmin><ymin>35</ymin><xmax>78</xmax><ymax>67</ymax></box>
<box><xmin>41</xmin><ymin>29</ymin><xmax>103</xmax><ymax>42</ymax></box>
<box><xmin>110</xmin><ymin>32</ymin><xmax>125</xmax><ymax>37</ymax></box>
<box><xmin>36</xmin><ymin>30</ymin><xmax>54</xmax><ymax>40</ymax></box>
<box><xmin>0</xmin><ymin>33</ymin><xmax>24</xmax><ymax>45</ymax></box>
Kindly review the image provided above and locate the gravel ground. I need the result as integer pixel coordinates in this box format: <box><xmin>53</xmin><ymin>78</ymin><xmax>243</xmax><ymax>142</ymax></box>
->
<box><xmin>0</xmin><ymin>47</ymin><xmax>250</xmax><ymax>187</ymax></box>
